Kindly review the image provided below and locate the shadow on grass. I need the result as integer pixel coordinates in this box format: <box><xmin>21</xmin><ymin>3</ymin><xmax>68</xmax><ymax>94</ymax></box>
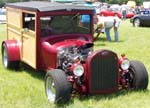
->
<box><xmin>94</xmin><ymin>36</ymin><xmax>125</xmax><ymax>47</ymax></box>
<box><xmin>55</xmin><ymin>100</ymin><xmax>74</xmax><ymax>108</ymax></box>
<box><xmin>11</xmin><ymin>62</ymin><xmax>46</xmax><ymax>81</ymax></box>
<box><xmin>50</xmin><ymin>89</ymin><xmax>149</xmax><ymax>107</ymax></box>
<box><xmin>95</xmin><ymin>37</ymin><xmax>107</xmax><ymax>46</ymax></box>
<box><xmin>78</xmin><ymin>89</ymin><xmax>149</xmax><ymax>102</ymax></box>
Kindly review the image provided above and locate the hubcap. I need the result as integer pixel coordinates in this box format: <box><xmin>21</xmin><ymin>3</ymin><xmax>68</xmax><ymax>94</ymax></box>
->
<box><xmin>46</xmin><ymin>76</ymin><xmax>56</xmax><ymax>102</ymax></box>
<box><xmin>3</xmin><ymin>46</ymin><xmax>8</xmax><ymax>68</ymax></box>
<box><xmin>134</xmin><ymin>19</ymin><xmax>140</xmax><ymax>27</ymax></box>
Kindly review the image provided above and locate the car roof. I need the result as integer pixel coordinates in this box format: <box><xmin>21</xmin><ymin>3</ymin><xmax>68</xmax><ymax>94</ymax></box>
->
<box><xmin>6</xmin><ymin>1</ymin><xmax>94</xmax><ymax>12</ymax></box>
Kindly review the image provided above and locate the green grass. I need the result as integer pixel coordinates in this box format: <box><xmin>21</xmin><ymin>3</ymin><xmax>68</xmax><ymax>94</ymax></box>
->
<box><xmin>0</xmin><ymin>20</ymin><xmax>150</xmax><ymax>108</ymax></box>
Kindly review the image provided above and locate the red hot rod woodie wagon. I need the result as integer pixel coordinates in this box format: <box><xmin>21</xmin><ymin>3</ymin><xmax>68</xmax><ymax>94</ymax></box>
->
<box><xmin>1</xmin><ymin>1</ymin><xmax>148</xmax><ymax>103</ymax></box>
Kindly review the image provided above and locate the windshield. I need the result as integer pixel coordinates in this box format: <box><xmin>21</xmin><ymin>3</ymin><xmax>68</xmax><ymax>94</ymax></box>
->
<box><xmin>40</xmin><ymin>14</ymin><xmax>92</xmax><ymax>37</ymax></box>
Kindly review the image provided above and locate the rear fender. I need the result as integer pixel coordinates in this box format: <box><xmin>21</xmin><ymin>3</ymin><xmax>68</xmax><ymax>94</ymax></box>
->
<box><xmin>2</xmin><ymin>40</ymin><xmax>20</xmax><ymax>61</ymax></box>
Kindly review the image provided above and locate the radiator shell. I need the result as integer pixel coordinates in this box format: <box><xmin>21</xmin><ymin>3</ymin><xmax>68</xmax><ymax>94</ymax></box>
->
<box><xmin>86</xmin><ymin>50</ymin><xmax>119</xmax><ymax>94</ymax></box>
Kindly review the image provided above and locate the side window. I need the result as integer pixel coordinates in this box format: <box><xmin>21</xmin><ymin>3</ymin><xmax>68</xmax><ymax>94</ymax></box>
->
<box><xmin>23</xmin><ymin>13</ymin><xmax>35</xmax><ymax>31</ymax></box>
<box><xmin>40</xmin><ymin>17</ymin><xmax>52</xmax><ymax>37</ymax></box>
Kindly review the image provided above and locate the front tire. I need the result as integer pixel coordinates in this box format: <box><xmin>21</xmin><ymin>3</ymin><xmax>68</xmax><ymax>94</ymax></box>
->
<box><xmin>1</xmin><ymin>43</ymin><xmax>19</xmax><ymax>69</ymax></box>
<box><xmin>45</xmin><ymin>69</ymin><xmax>71</xmax><ymax>103</ymax></box>
<box><xmin>129</xmin><ymin>60</ymin><xmax>148</xmax><ymax>89</ymax></box>
<box><xmin>133</xmin><ymin>18</ymin><xmax>141</xmax><ymax>27</ymax></box>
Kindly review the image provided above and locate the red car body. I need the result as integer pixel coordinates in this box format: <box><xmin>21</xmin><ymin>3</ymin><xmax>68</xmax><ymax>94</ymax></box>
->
<box><xmin>98</xmin><ymin>9</ymin><xmax>134</xmax><ymax>18</ymax></box>
<box><xmin>40</xmin><ymin>35</ymin><xmax>92</xmax><ymax>70</ymax></box>
<box><xmin>126</xmin><ymin>11</ymin><xmax>135</xmax><ymax>18</ymax></box>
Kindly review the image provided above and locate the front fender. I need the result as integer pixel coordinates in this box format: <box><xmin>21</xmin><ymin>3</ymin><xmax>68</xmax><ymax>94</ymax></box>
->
<box><xmin>2</xmin><ymin>40</ymin><xmax>20</xmax><ymax>61</ymax></box>
<box><xmin>41</xmin><ymin>41</ymin><xmax>57</xmax><ymax>69</ymax></box>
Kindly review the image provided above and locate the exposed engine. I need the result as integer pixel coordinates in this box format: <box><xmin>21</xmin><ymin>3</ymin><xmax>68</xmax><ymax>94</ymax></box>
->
<box><xmin>57</xmin><ymin>43</ymin><xmax>93</xmax><ymax>72</ymax></box>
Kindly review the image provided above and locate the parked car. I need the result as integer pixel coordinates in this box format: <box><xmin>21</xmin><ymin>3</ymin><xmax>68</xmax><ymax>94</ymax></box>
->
<box><xmin>126</xmin><ymin>10</ymin><xmax>135</xmax><ymax>18</ymax></box>
<box><xmin>2</xmin><ymin>1</ymin><xmax>148</xmax><ymax>103</ymax></box>
<box><xmin>98</xmin><ymin>8</ymin><xmax>134</xmax><ymax>19</ymax></box>
<box><xmin>98</xmin><ymin>8</ymin><xmax>122</xmax><ymax>18</ymax></box>
<box><xmin>0</xmin><ymin>8</ymin><xmax>6</xmax><ymax>24</ymax></box>
<box><xmin>140</xmin><ymin>9</ymin><xmax>150</xmax><ymax>15</ymax></box>
<box><xmin>130</xmin><ymin>14</ymin><xmax>150</xmax><ymax>27</ymax></box>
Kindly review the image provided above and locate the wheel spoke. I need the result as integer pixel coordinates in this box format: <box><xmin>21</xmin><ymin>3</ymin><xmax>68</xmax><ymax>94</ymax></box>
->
<box><xmin>3</xmin><ymin>46</ymin><xmax>8</xmax><ymax>67</ymax></box>
<box><xmin>46</xmin><ymin>76</ymin><xmax>56</xmax><ymax>102</ymax></box>
<box><xmin>45</xmin><ymin>69</ymin><xmax>71</xmax><ymax>103</ymax></box>
<box><xmin>134</xmin><ymin>19</ymin><xmax>140</xmax><ymax>27</ymax></box>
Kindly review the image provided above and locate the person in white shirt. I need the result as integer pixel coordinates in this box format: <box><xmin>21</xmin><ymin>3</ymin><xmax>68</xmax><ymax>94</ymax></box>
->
<box><xmin>120</xmin><ymin>2</ymin><xmax>128</xmax><ymax>20</ymax></box>
<box><xmin>97</xmin><ymin>16</ymin><xmax>120</xmax><ymax>42</ymax></box>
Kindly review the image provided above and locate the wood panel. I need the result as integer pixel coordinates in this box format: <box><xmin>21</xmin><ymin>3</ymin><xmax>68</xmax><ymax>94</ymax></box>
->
<box><xmin>22</xmin><ymin>32</ymin><xmax>36</xmax><ymax>68</ymax></box>
<box><xmin>6</xmin><ymin>7</ymin><xmax>37</xmax><ymax>69</ymax></box>
<box><xmin>7</xmin><ymin>8</ymin><xmax>22</xmax><ymax>28</ymax></box>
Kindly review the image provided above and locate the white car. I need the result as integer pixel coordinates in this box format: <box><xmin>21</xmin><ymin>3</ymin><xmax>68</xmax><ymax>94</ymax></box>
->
<box><xmin>0</xmin><ymin>8</ymin><xmax>6</xmax><ymax>24</ymax></box>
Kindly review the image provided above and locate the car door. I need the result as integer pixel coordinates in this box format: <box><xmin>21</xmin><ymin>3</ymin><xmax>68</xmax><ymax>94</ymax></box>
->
<box><xmin>107</xmin><ymin>9</ymin><xmax>114</xmax><ymax>16</ymax></box>
<box><xmin>21</xmin><ymin>12</ymin><xmax>37</xmax><ymax>68</ymax></box>
<box><xmin>143</xmin><ymin>14</ymin><xmax>150</xmax><ymax>26</ymax></box>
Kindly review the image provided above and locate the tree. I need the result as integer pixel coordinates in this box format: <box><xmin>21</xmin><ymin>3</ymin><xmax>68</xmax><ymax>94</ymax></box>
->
<box><xmin>136</xmin><ymin>0</ymin><xmax>143</xmax><ymax>6</ymax></box>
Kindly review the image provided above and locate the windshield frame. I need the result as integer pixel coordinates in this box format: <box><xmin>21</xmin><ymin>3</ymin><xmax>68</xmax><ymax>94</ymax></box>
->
<box><xmin>38</xmin><ymin>10</ymin><xmax>94</xmax><ymax>38</ymax></box>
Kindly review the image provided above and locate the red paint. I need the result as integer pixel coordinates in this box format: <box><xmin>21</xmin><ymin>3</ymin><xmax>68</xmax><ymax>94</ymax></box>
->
<box><xmin>3</xmin><ymin>40</ymin><xmax>20</xmax><ymax>61</ymax></box>
<box><xmin>98</xmin><ymin>10</ymin><xmax>134</xmax><ymax>19</ymax></box>
<box><xmin>36</xmin><ymin>10</ymin><xmax>94</xmax><ymax>70</ymax></box>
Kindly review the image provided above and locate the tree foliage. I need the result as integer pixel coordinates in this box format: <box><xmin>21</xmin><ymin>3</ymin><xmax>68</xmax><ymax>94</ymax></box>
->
<box><xmin>100</xmin><ymin>0</ymin><xmax>143</xmax><ymax>5</ymax></box>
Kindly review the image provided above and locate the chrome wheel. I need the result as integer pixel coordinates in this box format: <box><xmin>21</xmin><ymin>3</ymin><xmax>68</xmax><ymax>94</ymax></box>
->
<box><xmin>134</xmin><ymin>18</ymin><xmax>140</xmax><ymax>27</ymax></box>
<box><xmin>2</xmin><ymin>43</ymin><xmax>19</xmax><ymax>69</ymax></box>
<box><xmin>45</xmin><ymin>69</ymin><xmax>71</xmax><ymax>103</ymax></box>
<box><xmin>2</xmin><ymin>44</ymin><xmax>8</xmax><ymax>68</ymax></box>
<box><xmin>45</xmin><ymin>76</ymin><xmax>56</xmax><ymax>102</ymax></box>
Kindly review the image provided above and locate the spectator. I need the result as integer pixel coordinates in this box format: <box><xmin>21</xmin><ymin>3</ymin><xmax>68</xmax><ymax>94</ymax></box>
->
<box><xmin>120</xmin><ymin>2</ymin><xmax>128</xmax><ymax>20</ymax></box>
<box><xmin>97</xmin><ymin>16</ymin><xmax>121</xmax><ymax>42</ymax></box>
<box><xmin>134</xmin><ymin>6</ymin><xmax>141</xmax><ymax>14</ymax></box>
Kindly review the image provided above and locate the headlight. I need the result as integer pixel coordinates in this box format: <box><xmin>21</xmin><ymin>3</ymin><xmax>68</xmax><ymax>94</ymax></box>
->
<box><xmin>73</xmin><ymin>65</ymin><xmax>84</xmax><ymax>77</ymax></box>
<box><xmin>121</xmin><ymin>59</ymin><xmax>130</xmax><ymax>70</ymax></box>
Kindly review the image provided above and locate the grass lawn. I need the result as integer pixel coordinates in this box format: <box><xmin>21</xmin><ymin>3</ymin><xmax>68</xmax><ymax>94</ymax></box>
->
<box><xmin>0</xmin><ymin>20</ymin><xmax>150</xmax><ymax>108</ymax></box>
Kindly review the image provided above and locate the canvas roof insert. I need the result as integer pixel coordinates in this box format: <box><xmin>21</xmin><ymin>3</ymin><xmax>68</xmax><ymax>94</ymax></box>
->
<box><xmin>6</xmin><ymin>1</ymin><xmax>94</xmax><ymax>12</ymax></box>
